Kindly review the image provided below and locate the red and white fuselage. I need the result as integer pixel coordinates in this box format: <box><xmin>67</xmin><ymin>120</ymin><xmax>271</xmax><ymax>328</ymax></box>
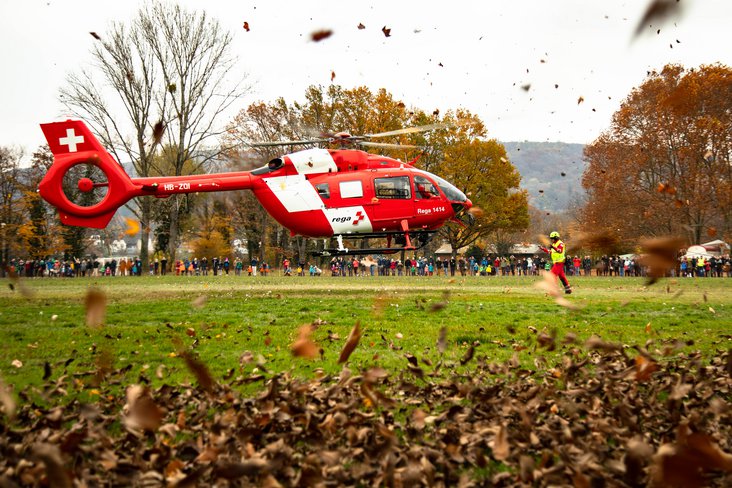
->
<box><xmin>39</xmin><ymin>120</ymin><xmax>471</xmax><ymax>237</ymax></box>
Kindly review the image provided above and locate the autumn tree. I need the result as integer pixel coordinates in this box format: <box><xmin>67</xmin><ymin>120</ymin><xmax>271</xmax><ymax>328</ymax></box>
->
<box><xmin>0</xmin><ymin>146</ymin><xmax>24</xmax><ymax>273</ymax></box>
<box><xmin>582</xmin><ymin>64</ymin><xmax>732</xmax><ymax>244</ymax></box>
<box><xmin>62</xmin><ymin>1</ymin><xmax>246</xmax><ymax>271</ymax></box>
<box><xmin>17</xmin><ymin>147</ymin><xmax>67</xmax><ymax>260</ymax></box>
<box><xmin>416</xmin><ymin>110</ymin><xmax>529</xmax><ymax>256</ymax></box>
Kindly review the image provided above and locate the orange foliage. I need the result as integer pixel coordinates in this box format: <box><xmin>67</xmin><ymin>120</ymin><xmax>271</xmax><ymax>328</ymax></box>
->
<box><xmin>581</xmin><ymin>64</ymin><xmax>732</xmax><ymax>244</ymax></box>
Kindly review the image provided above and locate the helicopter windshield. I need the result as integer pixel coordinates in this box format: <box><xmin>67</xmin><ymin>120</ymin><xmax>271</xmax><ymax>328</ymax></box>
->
<box><xmin>421</xmin><ymin>171</ymin><xmax>467</xmax><ymax>202</ymax></box>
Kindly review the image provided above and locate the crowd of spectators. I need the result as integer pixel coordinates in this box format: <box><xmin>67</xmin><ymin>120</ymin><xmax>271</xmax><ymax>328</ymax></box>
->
<box><xmin>4</xmin><ymin>253</ymin><xmax>731</xmax><ymax>278</ymax></box>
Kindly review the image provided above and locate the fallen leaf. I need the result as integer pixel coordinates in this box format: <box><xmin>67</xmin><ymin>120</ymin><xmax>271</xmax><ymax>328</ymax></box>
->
<box><xmin>493</xmin><ymin>425</ymin><xmax>510</xmax><ymax>461</ymax></box>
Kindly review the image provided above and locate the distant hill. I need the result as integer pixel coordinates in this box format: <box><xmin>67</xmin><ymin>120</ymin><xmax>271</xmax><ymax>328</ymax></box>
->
<box><xmin>502</xmin><ymin>141</ymin><xmax>586</xmax><ymax>213</ymax></box>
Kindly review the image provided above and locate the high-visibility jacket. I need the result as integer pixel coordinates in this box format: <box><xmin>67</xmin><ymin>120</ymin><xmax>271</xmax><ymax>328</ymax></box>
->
<box><xmin>550</xmin><ymin>240</ymin><xmax>566</xmax><ymax>264</ymax></box>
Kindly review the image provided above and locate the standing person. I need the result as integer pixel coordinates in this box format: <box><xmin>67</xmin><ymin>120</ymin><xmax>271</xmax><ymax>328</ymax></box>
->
<box><xmin>250</xmin><ymin>256</ymin><xmax>258</xmax><ymax>276</ymax></box>
<box><xmin>539</xmin><ymin>231</ymin><xmax>572</xmax><ymax>294</ymax></box>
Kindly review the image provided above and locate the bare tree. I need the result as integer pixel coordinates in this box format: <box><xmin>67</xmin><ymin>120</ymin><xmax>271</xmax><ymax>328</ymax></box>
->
<box><xmin>138</xmin><ymin>2</ymin><xmax>247</xmax><ymax>267</ymax></box>
<box><xmin>61</xmin><ymin>18</ymin><xmax>160</xmax><ymax>269</ymax></box>
<box><xmin>60</xmin><ymin>1</ymin><xmax>247</xmax><ymax>270</ymax></box>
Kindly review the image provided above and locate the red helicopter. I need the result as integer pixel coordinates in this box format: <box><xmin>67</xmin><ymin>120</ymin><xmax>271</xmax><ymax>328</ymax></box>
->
<box><xmin>39</xmin><ymin>120</ymin><xmax>473</xmax><ymax>255</ymax></box>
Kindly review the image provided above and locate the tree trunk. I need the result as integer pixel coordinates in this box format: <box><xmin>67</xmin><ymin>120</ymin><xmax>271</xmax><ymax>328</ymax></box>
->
<box><xmin>139</xmin><ymin>198</ymin><xmax>152</xmax><ymax>272</ymax></box>
<box><xmin>167</xmin><ymin>196</ymin><xmax>180</xmax><ymax>271</ymax></box>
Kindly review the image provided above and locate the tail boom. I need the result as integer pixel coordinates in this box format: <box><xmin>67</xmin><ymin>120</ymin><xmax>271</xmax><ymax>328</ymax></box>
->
<box><xmin>39</xmin><ymin>120</ymin><xmax>253</xmax><ymax>228</ymax></box>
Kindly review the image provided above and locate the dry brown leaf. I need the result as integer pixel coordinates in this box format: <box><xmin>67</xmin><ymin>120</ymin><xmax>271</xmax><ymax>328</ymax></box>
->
<box><xmin>152</xmin><ymin>119</ymin><xmax>165</xmax><ymax>146</ymax></box>
<box><xmin>291</xmin><ymin>324</ymin><xmax>319</xmax><ymax>359</ymax></box>
<box><xmin>0</xmin><ymin>377</ymin><xmax>15</xmax><ymax>420</ymax></box>
<box><xmin>638</xmin><ymin>236</ymin><xmax>685</xmax><ymax>285</ymax></box>
<box><xmin>85</xmin><ymin>287</ymin><xmax>107</xmax><ymax>329</ymax></box>
<box><xmin>32</xmin><ymin>443</ymin><xmax>72</xmax><ymax>488</ymax></box>
<box><xmin>493</xmin><ymin>424</ymin><xmax>510</xmax><ymax>461</ymax></box>
<box><xmin>311</xmin><ymin>29</ymin><xmax>333</xmax><ymax>42</ymax></box>
<box><xmin>338</xmin><ymin>322</ymin><xmax>362</xmax><ymax>364</ymax></box>
<box><xmin>437</xmin><ymin>326</ymin><xmax>447</xmax><ymax>354</ymax></box>
<box><xmin>179</xmin><ymin>351</ymin><xmax>216</xmax><ymax>393</ymax></box>
<box><xmin>633</xmin><ymin>0</ymin><xmax>684</xmax><ymax>38</ymax></box>
<box><xmin>124</xmin><ymin>385</ymin><xmax>164</xmax><ymax>432</ymax></box>
<box><xmin>191</xmin><ymin>295</ymin><xmax>207</xmax><ymax>309</ymax></box>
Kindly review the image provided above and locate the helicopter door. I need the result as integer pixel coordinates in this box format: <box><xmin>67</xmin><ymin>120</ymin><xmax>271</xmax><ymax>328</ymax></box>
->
<box><xmin>372</xmin><ymin>176</ymin><xmax>414</xmax><ymax>223</ymax></box>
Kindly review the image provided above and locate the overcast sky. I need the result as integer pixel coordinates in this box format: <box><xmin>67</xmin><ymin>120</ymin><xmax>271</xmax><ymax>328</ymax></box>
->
<box><xmin>1</xmin><ymin>0</ymin><xmax>730</xmax><ymax>160</ymax></box>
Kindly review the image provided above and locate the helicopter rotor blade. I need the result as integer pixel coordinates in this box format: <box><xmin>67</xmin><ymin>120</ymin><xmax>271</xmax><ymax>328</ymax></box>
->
<box><xmin>248</xmin><ymin>139</ymin><xmax>328</xmax><ymax>147</ymax></box>
<box><xmin>364</xmin><ymin>123</ymin><xmax>451</xmax><ymax>139</ymax></box>
<box><xmin>358</xmin><ymin>141</ymin><xmax>422</xmax><ymax>150</ymax></box>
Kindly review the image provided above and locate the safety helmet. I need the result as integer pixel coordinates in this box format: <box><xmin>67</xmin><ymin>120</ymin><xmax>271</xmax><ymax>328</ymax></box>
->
<box><xmin>549</xmin><ymin>231</ymin><xmax>560</xmax><ymax>239</ymax></box>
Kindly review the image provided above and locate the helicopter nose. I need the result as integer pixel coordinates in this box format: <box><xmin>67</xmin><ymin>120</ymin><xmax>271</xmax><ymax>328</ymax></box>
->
<box><xmin>463</xmin><ymin>198</ymin><xmax>472</xmax><ymax>209</ymax></box>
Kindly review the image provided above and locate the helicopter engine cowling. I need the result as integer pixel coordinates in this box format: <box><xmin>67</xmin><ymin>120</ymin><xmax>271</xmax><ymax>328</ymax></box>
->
<box><xmin>285</xmin><ymin>148</ymin><xmax>338</xmax><ymax>175</ymax></box>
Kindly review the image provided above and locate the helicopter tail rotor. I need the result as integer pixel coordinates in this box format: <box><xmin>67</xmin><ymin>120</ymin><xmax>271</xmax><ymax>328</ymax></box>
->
<box><xmin>39</xmin><ymin>120</ymin><xmax>142</xmax><ymax>228</ymax></box>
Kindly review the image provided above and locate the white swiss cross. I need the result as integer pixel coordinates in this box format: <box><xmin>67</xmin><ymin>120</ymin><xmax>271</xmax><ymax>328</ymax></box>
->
<box><xmin>59</xmin><ymin>128</ymin><xmax>85</xmax><ymax>152</ymax></box>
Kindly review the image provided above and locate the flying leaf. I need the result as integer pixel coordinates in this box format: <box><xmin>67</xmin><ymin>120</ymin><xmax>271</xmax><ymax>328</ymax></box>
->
<box><xmin>124</xmin><ymin>216</ymin><xmax>140</xmax><ymax>236</ymax></box>
<box><xmin>0</xmin><ymin>377</ymin><xmax>16</xmax><ymax>420</ymax></box>
<box><xmin>311</xmin><ymin>29</ymin><xmax>333</xmax><ymax>42</ymax></box>
<box><xmin>179</xmin><ymin>351</ymin><xmax>215</xmax><ymax>393</ymax></box>
<box><xmin>124</xmin><ymin>385</ymin><xmax>164</xmax><ymax>432</ymax></box>
<box><xmin>577</xmin><ymin>96</ymin><xmax>584</xmax><ymax>105</ymax></box>
<box><xmin>242</xmin><ymin>21</ymin><xmax>250</xmax><ymax>32</ymax></box>
<box><xmin>437</xmin><ymin>326</ymin><xmax>447</xmax><ymax>354</ymax></box>
<box><xmin>638</xmin><ymin>236</ymin><xmax>685</xmax><ymax>285</ymax></box>
<box><xmin>382</xmin><ymin>26</ymin><xmax>391</xmax><ymax>37</ymax></box>
<box><xmin>357</xmin><ymin>23</ymin><xmax>366</xmax><ymax>30</ymax></box>
<box><xmin>152</xmin><ymin>120</ymin><xmax>165</xmax><ymax>146</ymax></box>
<box><xmin>291</xmin><ymin>324</ymin><xmax>318</xmax><ymax>359</ymax></box>
<box><xmin>89</xmin><ymin>32</ymin><xmax>101</xmax><ymax>41</ymax></box>
<box><xmin>330</xmin><ymin>70</ymin><xmax>336</xmax><ymax>81</ymax></box>
<box><xmin>633</xmin><ymin>0</ymin><xmax>684</xmax><ymax>39</ymax></box>
<box><xmin>460</xmin><ymin>345</ymin><xmax>475</xmax><ymax>365</ymax></box>
<box><xmin>85</xmin><ymin>287</ymin><xmax>107</xmax><ymax>329</ymax></box>
<box><xmin>338</xmin><ymin>322</ymin><xmax>362</xmax><ymax>364</ymax></box>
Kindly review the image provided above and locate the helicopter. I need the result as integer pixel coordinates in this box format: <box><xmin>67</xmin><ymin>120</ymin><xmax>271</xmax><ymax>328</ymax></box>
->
<box><xmin>38</xmin><ymin>120</ymin><xmax>473</xmax><ymax>255</ymax></box>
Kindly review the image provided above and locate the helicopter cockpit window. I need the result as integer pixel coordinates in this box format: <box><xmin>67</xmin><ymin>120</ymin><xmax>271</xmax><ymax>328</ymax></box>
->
<box><xmin>414</xmin><ymin>175</ymin><xmax>439</xmax><ymax>200</ymax></box>
<box><xmin>374</xmin><ymin>176</ymin><xmax>411</xmax><ymax>199</ymax></box>
<box><xmin>427</xmin><ymin>172</ymin><xmax>468</xmax><ymax>202</ymax></box>
<box><xmin>315</xmin><ymin>183</ymin><xmax>330</xmax><ymax>199</ymax></box>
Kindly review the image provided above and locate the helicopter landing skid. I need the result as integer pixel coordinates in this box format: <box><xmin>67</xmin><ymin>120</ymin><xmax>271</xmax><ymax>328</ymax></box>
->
<box><xmin>312</xmin><ymin>230</ymin><xmax>436</xmax><ymax>257</ymax></box>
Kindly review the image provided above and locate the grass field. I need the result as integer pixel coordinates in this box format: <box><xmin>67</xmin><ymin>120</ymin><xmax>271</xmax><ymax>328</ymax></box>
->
<box><xmin>1</xmin><ymin>273</ymin><xmax>730</xmax><ymax>394</ymax></box>
<box><xmin>1</xmin><ymin>274</ymin><xmax>731</xmax><ymax>486</ymax></box>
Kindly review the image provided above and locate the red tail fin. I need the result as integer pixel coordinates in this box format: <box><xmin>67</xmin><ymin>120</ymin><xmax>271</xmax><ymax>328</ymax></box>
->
<box><xmin>40</xmin><ymin>120</ymin><xmax>108</xmax><ymax>156</ymax></box>
<box><xmin>38</xmin><ymin>120</ymin><xmax>139</xmax><ymax>229</ymax></box>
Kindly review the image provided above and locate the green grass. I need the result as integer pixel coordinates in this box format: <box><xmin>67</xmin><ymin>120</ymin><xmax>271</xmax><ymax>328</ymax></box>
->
<box><xmin>1</xmin><ymin>274</ymin><xmax>730</xmax><ymax>398</ymax></box>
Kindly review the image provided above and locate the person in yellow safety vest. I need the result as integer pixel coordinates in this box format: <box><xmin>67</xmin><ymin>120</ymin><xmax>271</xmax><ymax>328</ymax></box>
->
<box><xmin>539</xmin><ymin>231</ymin><xmax>572</xmax><ymax>294</ymax></box>
<box><xmin>696</xmin><ymin>256</ymin><xmax>705</xmax><ymax>277</ymax></box>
